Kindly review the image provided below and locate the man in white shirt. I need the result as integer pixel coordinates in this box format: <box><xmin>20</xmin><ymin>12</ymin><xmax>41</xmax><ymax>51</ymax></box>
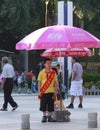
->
<box><xmin>0</xmin><ymin>56</ymin><xmax>18</xmax><ymax>111</ymax></box>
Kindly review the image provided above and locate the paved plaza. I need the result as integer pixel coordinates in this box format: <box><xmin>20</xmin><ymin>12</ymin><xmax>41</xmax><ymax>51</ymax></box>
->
<box><xmin>0</xmin><ymin>93</ymin><xmax>100</xmax><ymax>130</ymax></box>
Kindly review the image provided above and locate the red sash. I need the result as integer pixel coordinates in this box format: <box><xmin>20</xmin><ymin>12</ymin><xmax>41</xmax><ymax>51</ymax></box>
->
<box><xmin>38</xmin><ymin>70</ymin><xmax>55</xmax><ymax>99</ymax></box>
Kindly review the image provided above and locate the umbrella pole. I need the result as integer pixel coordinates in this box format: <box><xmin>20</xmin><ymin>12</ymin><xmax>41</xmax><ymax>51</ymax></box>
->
<box><xmin>59</xmin><ymin>54</ymin><xmax>63</xmax><ymax>111</ymax></box>
<box><xmin>59</xmin><ymin>72</ymin><xmax>62</xmax><ymax>110</ymax></box>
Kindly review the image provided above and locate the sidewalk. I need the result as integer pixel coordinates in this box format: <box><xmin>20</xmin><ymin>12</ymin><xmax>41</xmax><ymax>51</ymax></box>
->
<box><xmin>0</xmin><ymin>94</ymin><xmax>100</xmax><ymax>130</ymax></box>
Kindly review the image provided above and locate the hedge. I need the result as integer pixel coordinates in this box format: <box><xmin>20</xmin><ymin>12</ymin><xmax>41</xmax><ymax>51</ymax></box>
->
<box><xmin>83</xmin><ymin>72</ymin><xmax>100</xmax><ymax>84</ymax></box>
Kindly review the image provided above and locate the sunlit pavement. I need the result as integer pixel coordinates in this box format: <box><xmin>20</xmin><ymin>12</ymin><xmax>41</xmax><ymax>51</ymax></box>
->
<box><xmin>0</xmin><ymin>93</ymin><xmax>100</xmax><ymax>130</ymax></box>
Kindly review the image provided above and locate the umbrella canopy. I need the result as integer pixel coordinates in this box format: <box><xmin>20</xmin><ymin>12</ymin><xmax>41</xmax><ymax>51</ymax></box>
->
<box><xmin>40</xmin><ymin>48</ymin><xmax>92</xmax><ymax>58</ymax></box>
<box><xmin>16</xmin><ymin>25</ymin><xmax>100</xmax><ymax>50</ymax></box>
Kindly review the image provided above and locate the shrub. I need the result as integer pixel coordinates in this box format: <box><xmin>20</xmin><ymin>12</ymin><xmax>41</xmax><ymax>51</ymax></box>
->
<box><xmin>83</xmin><ymin>73</ymin><xmax>100</xmax><ymax>89</ymax></box>
<box><xmin>83</xmin><ymin>72</ymin><xmax>100</xmax><ymax>83</ymax></box>
<box><xmin>84</xmin><ymin>81</ymin><xmax>94</xmax><ymax>89</ymax></box>
<box><xmin>95</xmin><ymin>81</ymin><xmax>100</xmax><ymax>89</ymax></box>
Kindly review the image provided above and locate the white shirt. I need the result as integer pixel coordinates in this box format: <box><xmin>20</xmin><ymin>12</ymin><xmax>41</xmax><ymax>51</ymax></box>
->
<box><xmin>2</xmin><ymin>63</ymin><xmax>15</xmax><ymax>78</ymax></box>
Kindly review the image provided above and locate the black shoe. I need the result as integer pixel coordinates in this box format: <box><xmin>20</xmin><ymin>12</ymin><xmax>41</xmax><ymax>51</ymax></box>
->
<box><xmin>78</xmin><ymin>103</ymin><xmax>83</xmax><ymax>108</ymax></box>
<box><xmin>0</xmin><ymin>108</ymin><xmax>7</xmax><ymax>111</ymax></box>
<box><xmin>12</xmin><ymin>105</ymin><xmax>18</xmax><ymax>111</ymax></box>
<box><xmin>41</xmin><ymin>116</ymin><xmax>47</xmax><ymax>123</ymax></box>
<box><xmin>66</xmin><ymin>103</ymin><xmax>74</xmax><ymax>109</ymax></box>
<box><xmin>48</xmin><ymin>116</ymin><xmax>56</xmax><ymax>122</ymax></box>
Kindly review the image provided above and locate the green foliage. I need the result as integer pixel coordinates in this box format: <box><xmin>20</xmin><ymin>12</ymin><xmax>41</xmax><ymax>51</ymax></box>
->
<box><xmin>83</xmin><ymin>73</ymin><xmax>100</xmax><ymax>88</ymax></box>
<box><xmin>0</xmin><ymin>0</ymin><xmax>45</xmax><ymax>52</ymax></box>
<box><xmin>0</xmin><ymin>0</ymin><xmax>100</xmax><ymax>53</ymax></box>
<box><xmin>95</xmin><ymin>81</ymin><xmax>100</xmax><ymax>89</ymax></box>
<box><xmin>83</xmin><ymin>73</ymin><xmax>100</xmax><ymax>83</ymax></box>
<box><xmin>84</xmin><ymin>81</ymin><xmax>94</xmax><ymax>89</ymax></box>
<box><xmin>0</xmin><ymin>0</ymin><xmax>45</xmax><ymax>34</ymax></box>
<box><xmin>72</xmin><ymin>0</ymin><xmax>100</xmax><ymax>38</ymax></box>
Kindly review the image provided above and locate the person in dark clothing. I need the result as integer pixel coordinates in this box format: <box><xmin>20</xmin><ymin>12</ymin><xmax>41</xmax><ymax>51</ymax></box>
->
<box><xmin>0</xmin><ymin>56</ymin><xmax>18</xmax><ymax>111</ymax></box>
<box><xmin>25</xmin><ymin>71</ymin><xmax>32</xmax><ymax>94</ymax></box>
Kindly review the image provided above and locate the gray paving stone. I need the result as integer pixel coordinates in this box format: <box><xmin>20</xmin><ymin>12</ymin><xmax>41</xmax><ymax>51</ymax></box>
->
<box><xmin>0</xmin><ymin>94</ymin><xmax>100</xmax><ymax>130</ymax></box>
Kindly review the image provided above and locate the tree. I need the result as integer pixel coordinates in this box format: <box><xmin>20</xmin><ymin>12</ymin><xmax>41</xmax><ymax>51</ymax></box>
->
<box><xmin>71</xmin><ymin>0</ymin><xmax>100</xmax><ymax>55</ymax></box>
<box><xmin>0</xmin><ymin>0</ymin><xmax>99</xmax><ymax>53</ymax></box>
<box><xmin>0</xmin><ymin>0</ymin><xmax>45</xmax><ymax>52</ymax></box>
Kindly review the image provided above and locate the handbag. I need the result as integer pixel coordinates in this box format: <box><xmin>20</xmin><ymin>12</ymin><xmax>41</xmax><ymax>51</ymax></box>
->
<box><xmin>54</xmin><ymin>95</ymin><xmax>66</xmax><ymax>111</ymax></box>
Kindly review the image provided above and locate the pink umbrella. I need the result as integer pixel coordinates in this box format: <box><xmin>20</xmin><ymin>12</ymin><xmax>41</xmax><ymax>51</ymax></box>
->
<box><xmin>16</xmin><ymin>25</ymin><xmax>98</xmax><ymax>111</ymax></box>
<box><xmin>40</xmin><ymin>48</ymin><xmax>92</xmax><ymax>58</ymax></box>
<box><xmin>16</xmin><ymin>25</ymin><xmax>100</xmax><ymax>50</ymax></box>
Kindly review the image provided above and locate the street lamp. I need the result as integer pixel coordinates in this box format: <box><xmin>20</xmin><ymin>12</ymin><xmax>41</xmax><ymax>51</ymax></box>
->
<box><xmin>45</xmin><ymin>0</ymin><xmax>49</xmax><ymax>26</ymax></box>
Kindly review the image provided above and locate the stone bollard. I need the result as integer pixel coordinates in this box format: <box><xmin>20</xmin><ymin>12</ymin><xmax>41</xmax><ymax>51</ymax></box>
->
<box><xmin>21</xmin><ymin>114</ymin><xmax>30</xmax><ymax>130</ymax></box>
<box><xmin>88</xmin><ymin>112</ymin><xmax>97</xmax><ymax>128</ymax></box>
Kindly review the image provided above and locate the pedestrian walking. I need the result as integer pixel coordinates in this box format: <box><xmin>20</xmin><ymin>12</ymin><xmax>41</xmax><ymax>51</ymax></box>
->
<box><xmin>25</xmin><ymin>71</ymin><xmax>32</xmax><ymax>94</ymax></box>
<box><xmin>0</xmin><ymin>56</ymin><xmax>18</xmax><ymax>111</ymax></box>
<box><xmin>0</xmin><ymin>71</ymin><xmax>2</xmax><ymax>86</ymax></box>
<box><xmin>17</xmin><ymin>68</ymin><xmax>25</xmax><ymax>93</ymax></box>
<box><xmin>38</xmin><ymin>58</ymin><xmax>58</xmax><ymax>122</ymax></box>
<box><xmin>66</xmin><ymin>57</ymin><xmax>83</xmax><ymax>109</ymax></box>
